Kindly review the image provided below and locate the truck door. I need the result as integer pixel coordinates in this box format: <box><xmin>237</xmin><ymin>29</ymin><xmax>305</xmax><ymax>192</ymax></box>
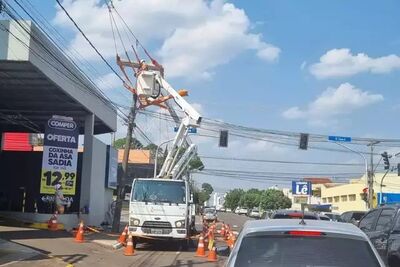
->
<box><xmin>368</xmin><ymin>208</ymin><xmax>396</xmax><ymax>262</ymax></box>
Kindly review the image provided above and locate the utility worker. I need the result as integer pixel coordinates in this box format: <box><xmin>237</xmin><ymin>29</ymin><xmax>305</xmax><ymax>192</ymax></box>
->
<box><xmin>54</xmin><ymin>183</ymin><xmax>67</xmax><ymax>214</ymax></box>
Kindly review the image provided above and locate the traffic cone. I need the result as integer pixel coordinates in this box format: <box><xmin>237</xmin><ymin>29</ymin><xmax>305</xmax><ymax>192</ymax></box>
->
<box><xmin>229</xmin><ymin>232</ymin><xmax>236</xmax><ymax>249</ymax></box>
<box><xmin>195</xmin><ymin>234</ymin><xmax>206</xmax><ymax>257</ymax></box>
<box><xmin>48</xmin><ymin>211</ymin><xmax>59</xmax><ymax>231</ymax></box>
<box><xmin>74</xmin><ymin>221</ymin><xmax>85</xmax><ymax>243</ymax></box>
<box><xmin>118</xmin><ymin>225</ymin><xmax>128</xmax><ymax>244</ymax></box>
<box><xmin>207</xmin><ymin>245</ymin><xmax>218</xmax><ymax>262</ymax></box>
<box><xmin>220</xmin><ymin>224</ymin><xmax>226</xmax><ymax>237</ymax></box>
<box><xmin>124</xmin><ymin>234</ymin><xmax>135</xmax><ymax>256</ymax></box>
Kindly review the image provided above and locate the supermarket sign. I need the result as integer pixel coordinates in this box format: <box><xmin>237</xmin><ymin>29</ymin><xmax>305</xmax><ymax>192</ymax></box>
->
<box><xmin>40</xmin><ymin>116</ymin><xmax>79</xmax><ymax>195</ymax></box>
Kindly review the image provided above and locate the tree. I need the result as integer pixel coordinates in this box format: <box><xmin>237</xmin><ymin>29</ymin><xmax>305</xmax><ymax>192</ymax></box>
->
<box><xmin>240</xmin><ymin>192</ymin><xmax>261</xmax><ymax>209</ymax></box>
<box><xmin>113</xmin><ymin>137</ymin><xmax>143</xmax><ymax>149</ymax></box>
<box><xmin>224</xmin><ymin>189</ymin><xmax>244</xmax><ymax>210</ymax></box>
<box><xmin>202</xmin><ymin>183</ymin><xmax>214</xmax><ymax>195</ymax></box>
<box><xmin>260</xmin><ymin>189</ymin><xmax>292</xmax><ymax>210</ymax></box>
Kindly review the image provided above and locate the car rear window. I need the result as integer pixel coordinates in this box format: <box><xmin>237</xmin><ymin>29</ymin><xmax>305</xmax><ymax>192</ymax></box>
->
<box><xmin>352</xmin><ymin>212</ymin><xmax>366</xmax><ymax>221</ymax></box>
<box><xmin>273</xmin><ymin>214</ymin><xmax>318</xmax><ymax>220</ymax></box>
<box><xmin>234</xmin><ymin>235</ymin><xmax>380</xmax><ymax>267</ymax></box>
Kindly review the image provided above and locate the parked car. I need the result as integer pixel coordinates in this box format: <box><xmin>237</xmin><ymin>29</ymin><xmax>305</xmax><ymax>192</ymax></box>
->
<box><xmin>202</xmin><ymin>207</ymin><xmax>217</xmax><ymax>222</ymax></box>
<box><xmin>226</xmin><ymin>208</ymin><xmax>232</xmax><ymax>212</ymax></box>
<box><xmin>238</xmin><ymin>207</ymin><xmax>248</xmax><ymax>215</ymax></box>
<box><xmin>341</xmin><ymin>210</ymin><xmax>366</xmax><ymax>224</ymax></box>
<box><xmin>222</xmin><ymin>219</ymin><xmax>385</xmax><ymax>266</ymax></box>
<box><xmin>249</xmin><ymin>208</ymin><xmax>262</xmax><ymax>218</ymax></box>
<box><xmin>358</xmin><ymin>204</ymin><xmax>400</xmax><ymax>266</ymax></box>
<box><xmin>322</xmin><ymin>212</ymin><xmax>343</xmax><ymax>222</ymax></box>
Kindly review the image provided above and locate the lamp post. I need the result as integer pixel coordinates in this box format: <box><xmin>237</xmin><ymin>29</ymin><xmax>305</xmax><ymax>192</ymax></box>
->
<box><xmin>153</xmin><ymin>138</ymin><xmax>175</xmax><ymax>178</ymax></box>
<box><xmin>334</xmin><ymin>142</ymin><xmax>369</xmax><ymax>208</ymax></box>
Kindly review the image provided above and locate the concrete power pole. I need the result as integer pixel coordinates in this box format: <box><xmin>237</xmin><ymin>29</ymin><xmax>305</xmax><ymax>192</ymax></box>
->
<box><xmin>367</xmin><ymin>141</ymin><xmax>379</xmax><ymax>209</ymax></box>
<box><xmin>112</xmin><ymin>94</ymin><xmax>137</xmax><ymax>232</ymax></box>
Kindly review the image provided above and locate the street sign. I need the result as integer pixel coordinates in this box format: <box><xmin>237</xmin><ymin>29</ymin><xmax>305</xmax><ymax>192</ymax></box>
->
<box><xmin>174</xmin><ymin>127</ymin><xmax>197</xmax><ymax>134</ymax></box>
<box><xmin>292</xmin><ymin>181</ymin><xmax>312</xmax><ymax>196</ymax></box>
<box><xmin>328</xmin><ymin>135</ymin><xmax>352</xmax><ymax>142</ymax></box>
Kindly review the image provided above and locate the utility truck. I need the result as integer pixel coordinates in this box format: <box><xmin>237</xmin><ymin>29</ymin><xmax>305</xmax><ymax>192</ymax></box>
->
<box><xmin>124</xmin><ymin>61</ymin><xmax>201</xmax><ymax>248</ymax></box>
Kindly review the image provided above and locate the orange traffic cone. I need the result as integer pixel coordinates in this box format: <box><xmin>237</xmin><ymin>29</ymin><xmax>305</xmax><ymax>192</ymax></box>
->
<box><xmin>229</xmin><ymin>232</ymin><xmax>236</xmax><ymax>249</ymax></box>
<box><xmin>118</xmin><ymin>225</ymin><xmax>128</xmax><ymax>244</ymax></box>
<box><xmin>195</xmin><ymin>234</ymin><xmax>206</xmax><ymax>257</ymax></box>
<box><xmin>220</xmin><ymin>224</ymin><xmax>226</xmax><ymax>237</ymax></box>
<box><xmin>207</xmin><ymin>245</ymin><xmax>218</xmax><ymax>262</ymax></box>
<box><xmin>74</xmin><ymin>221</ymin><xmax>85</xmax><ymax>243</ymax></box>
<box><xmin>48</xmin><ymin>211</ymin><xmax>59</xmax><ymax>231</ymax></box>
<box><xmin>124</xmin><ymin>234</ymin><xmax>135</xmax><ymax>256</ymax></box>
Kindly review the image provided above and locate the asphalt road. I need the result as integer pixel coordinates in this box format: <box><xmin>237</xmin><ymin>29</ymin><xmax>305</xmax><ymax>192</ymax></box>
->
<box><xmin>0</xmin><ymin>212</ymin><xmax>252</xmax><ymax>267</ymax></box>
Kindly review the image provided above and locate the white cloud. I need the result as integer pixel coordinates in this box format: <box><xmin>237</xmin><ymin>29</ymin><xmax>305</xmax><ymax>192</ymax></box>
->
<box><xmin>96</xmin><ymin>73</ymin><xmax>122</xmax><ymax>90</ymax></box>
<box><xmin>310</xmin><ymin>48</ymin><xmax>400</xmax><ymax>79</ymax></box>
<box><xmin>282</xmin><ymin>83</ymin><xmax>384</xmax><ymax>125</ymax></box>
<box><xmin>300</xmin><ymin>61</ymin><xmax>307</xmax><ymax>70</ymax></box>
<box><xmin>53</xmin><ymin>0</ymin><xmax>279</xmax><ymax>79</ymax></box>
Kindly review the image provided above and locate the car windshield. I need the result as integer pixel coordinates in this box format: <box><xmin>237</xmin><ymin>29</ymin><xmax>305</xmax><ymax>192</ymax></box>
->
<box><xmin>131</xmin><ymin>180</ymin><xmax>186</xmax><ymax>204</ymax></box>
<box><xmin>235</xmin><ymin>235</ymin><xmax>380</xmax><ymax>267</ymax></box>
<box><xmin>204</xmin><ymin>208</ymin><xmax>215</xmax><ymax>213</ymax></box>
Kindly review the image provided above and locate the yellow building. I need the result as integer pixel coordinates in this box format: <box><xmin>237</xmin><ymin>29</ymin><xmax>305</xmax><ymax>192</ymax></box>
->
<box><xmin>321</xmin><ymin>173</ymin><xmax>400</xmax><ymax>213</ymax></box>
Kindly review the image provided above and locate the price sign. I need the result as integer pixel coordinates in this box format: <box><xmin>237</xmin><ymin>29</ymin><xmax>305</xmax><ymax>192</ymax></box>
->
<box><xmin>40</xmin><ymin>116</ymin><xmax>79</xmax><ymax>195</ymax></box>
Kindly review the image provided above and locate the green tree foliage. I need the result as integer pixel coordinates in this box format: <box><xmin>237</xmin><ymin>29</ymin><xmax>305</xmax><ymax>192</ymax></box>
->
<box><xmin>202</xmin><ymin>183</ymin><xmax>214</xmax><ymax>195</ymax></box>
<box><xmin>224</xmin><ymin>189</ymin><xmax>244</xmax><ymax>210</ymax></box>
<box><xmin>113</xmin><ymin>137</ymin><xmax>143</xmax><ymax>149</ymax></box>
<box><xmin>259</xmin><ymin>189</ymin><xmax>292</xmax><ymax>210</ymax></box>
<box><xmin>191</xmin><ymin>182</ymin><xmax>214</xmax><ymax>205</ymax></box>
<box><xmin>224</xmin><ymin>188</ymin><xmax>292</xmax><ymax>211</ymax></box>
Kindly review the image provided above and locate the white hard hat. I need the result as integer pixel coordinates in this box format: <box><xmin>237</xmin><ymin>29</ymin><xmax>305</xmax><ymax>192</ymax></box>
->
<box><xmin>55</xmin><ymin>184</ymin><xmax>62</xmax><ymax>190</ymax></box>
<box><xmin>140</xmin><ymin>59</ymin><xmax>146</xmax><ymax>64</ymax></box>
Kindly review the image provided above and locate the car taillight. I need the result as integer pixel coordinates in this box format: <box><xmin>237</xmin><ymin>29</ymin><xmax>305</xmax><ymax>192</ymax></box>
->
<box><xmin>287</xmin><ymin>230</ymin><xmax>324</xmax><ymax>236</ymax></box>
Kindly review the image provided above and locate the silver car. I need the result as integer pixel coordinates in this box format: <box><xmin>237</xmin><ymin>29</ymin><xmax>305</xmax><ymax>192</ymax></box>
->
<box><xmin>223</xmin><ymin>219</ymin><xmax>385</xmax><ymax>266</ymax></box>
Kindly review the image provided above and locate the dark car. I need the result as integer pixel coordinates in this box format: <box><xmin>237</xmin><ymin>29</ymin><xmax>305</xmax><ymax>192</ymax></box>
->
<box><xmin>271</xmin><ymin>210</ymin><xmax>323</xmax><ymax>220</ymax></box>
<box><xmin>358</xmin><ymin>204</ymin><xmax>400</xmax><ymax>266</ymax></box>
<box><xmin>341</xmin><ymin>210</ymin><xmax>366</xmax><ymax>224</ymax></box>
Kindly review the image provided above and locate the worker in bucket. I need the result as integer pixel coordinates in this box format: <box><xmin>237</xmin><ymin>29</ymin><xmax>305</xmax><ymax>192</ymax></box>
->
<box><xmin>54</xmin><ymin>183</ymin><xmax>69</xmax><ymax>214</ymax></box>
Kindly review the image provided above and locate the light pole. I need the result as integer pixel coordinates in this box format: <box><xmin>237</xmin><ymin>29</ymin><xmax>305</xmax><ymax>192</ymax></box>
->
<box><xmin>334</xmin><ymin>142</ymin><xmax>369</xmax><ymax>208</ymax></box>
<box><xmin>153</xmin><ymin>138</ymin><xmax>175</xmax><ymax>178</ymax></box>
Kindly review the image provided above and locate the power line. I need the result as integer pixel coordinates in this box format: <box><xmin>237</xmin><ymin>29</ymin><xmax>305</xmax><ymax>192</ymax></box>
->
<box><xmin>198</xmin><ymin>155</ymin><xmax>365</xmax><ymax>166</ymax></box>
<box><xmin>55</xmin><ymin>0</ymin><xmax>125</xmax><ymax>83</ymax></box>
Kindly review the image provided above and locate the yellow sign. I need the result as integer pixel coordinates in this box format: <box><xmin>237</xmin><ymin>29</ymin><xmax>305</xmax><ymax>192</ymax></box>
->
<box><xmin>40</xmin><ymin>170</ymin><xmax>76</xmax><ymax>195</ymax></box>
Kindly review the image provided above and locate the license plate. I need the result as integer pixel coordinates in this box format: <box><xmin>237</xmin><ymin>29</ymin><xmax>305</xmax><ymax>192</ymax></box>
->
<box><xmin>150</xmin><ymin>229</ymin><xmax>163</xmax><ymax>234</ymax></box>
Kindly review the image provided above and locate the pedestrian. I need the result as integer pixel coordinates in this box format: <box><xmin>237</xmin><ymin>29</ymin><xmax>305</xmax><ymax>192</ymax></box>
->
<box><xmin>54</xmin><ymin>183</ymin><xmax>67</xmax><ymax>214</ymax></box>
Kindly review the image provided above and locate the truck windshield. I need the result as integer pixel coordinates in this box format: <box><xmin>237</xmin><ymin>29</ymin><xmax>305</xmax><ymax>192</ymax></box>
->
<box><xmin>131</xmin><ymin>180</ymin><xmax>186</xmax><ymax>204</ymax></box>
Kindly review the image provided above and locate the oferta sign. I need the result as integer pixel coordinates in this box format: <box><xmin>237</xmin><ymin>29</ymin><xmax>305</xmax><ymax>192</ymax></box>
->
<box><xmin>40</xmin><ymin>116</ymin><xmax>79</xmax><ymax>195</ymax></box>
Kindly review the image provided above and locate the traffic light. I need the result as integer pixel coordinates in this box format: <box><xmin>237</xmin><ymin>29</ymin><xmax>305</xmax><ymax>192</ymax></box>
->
<box><xmin>398</xmin><ymin>163</ymin><xmax>400</xmax><ymax>176</ymax></box>
<box><xmin>381</xmin><ymin>152</ymin><xmax>390</xmax><ymax>170</ymax></box>
<box><xmin>361</xmin><ymin>187</ymin><xmax>368</xmax><ymax>202</ymax></box>
<box><xmin>299</xmin><ymin>133</ymin><xmax>309</xmax><ymax>150</ymax></box>
<box><xmin>219</xmin><ymin>130</ymin><xmax>228</xmax><ymax>147</ymax></box>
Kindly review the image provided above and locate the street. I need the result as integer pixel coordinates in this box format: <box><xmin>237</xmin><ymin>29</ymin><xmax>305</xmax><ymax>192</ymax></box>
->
<box><xmin>0</xmin><ymin>212</ymin><xmax>251</xmax><ymax>267</ymax></box>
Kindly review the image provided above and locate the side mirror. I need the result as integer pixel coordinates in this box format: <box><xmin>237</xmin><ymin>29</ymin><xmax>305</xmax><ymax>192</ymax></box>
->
<box><xmin>216</xmin><ymin>245</ymin><xmax>230</xmax><ymax>256</ymax></box>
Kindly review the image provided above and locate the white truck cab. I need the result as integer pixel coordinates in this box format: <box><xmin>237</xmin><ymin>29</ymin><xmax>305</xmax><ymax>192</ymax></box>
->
<box><xmin>129</xmin><ymin>178</ymin><xmax>195</xmax><ymax>240</ymax></box>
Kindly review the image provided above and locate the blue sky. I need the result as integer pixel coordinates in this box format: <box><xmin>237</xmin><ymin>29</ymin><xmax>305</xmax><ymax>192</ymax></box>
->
<box><xmin>7</xmin><ymin>0</ymin><xmax>400</xmax><ymax>191</ymax></box>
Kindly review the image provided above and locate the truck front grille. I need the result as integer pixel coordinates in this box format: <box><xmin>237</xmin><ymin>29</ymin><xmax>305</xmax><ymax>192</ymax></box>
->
<box><xmin>142</xmin><ymin>221</ymin><xmax>172</xmax><ymax>234</ymax></box>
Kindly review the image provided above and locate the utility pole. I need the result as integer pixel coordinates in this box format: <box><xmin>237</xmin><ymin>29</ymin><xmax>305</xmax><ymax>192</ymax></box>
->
<box><xmin>367</xmin><ymin>141</ymin><xmax>380</xmax><ymax>209</ymax></box>
<box><xmin>112</xmin><ymin>94</ymin><xmax>137</xmax><ymax>232</ymax></box>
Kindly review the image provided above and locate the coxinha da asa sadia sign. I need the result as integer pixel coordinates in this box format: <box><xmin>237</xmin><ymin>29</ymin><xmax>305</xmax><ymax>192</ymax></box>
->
<box><xmin>40</xmin><ymin>116</ymin><xmax>79</xmax><ymax>195</ymax></box>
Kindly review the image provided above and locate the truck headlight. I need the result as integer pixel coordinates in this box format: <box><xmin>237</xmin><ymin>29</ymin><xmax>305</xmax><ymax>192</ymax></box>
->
<box><xmin>130</xmin><ymin>218</ymin><xmax>140</xmax><ymax>226</ymax></box>
<box><xmin>175</xmin><ymin>220</ymin><xmax>185</xmax><ymax>228</ymax></box>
